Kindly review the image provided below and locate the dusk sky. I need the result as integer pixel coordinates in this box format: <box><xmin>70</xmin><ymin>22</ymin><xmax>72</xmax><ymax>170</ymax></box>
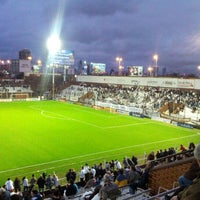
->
<box><xmin>1</xmin><ymin>0</ymin><xmax>200</xmax><ymax>74</ymax></box>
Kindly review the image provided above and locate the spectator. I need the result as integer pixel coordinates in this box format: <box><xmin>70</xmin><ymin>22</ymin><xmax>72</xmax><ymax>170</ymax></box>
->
<box><xmin>31</xmin><ymin>189</ymin><xmax>42</xmax><ymax>200</ymax></box>
<box><xmin>180</xmin><ymin>144</ymin><xmax>187</xmax><ymax>152</ymax></box>
<box><xmin>84</xmin><ymin>177</ymin><xmax>99</xmax><ymax>189</ymax></box>
<box><xmin>1</xmin><ymin>185</ymin><xmax>10</xmax><ymax>200</ymax></box>
<box><xmin>30</xmin><ymin>174</ymin><xmax>37</xmax><ymax>191</ymax></box>
<box><xmin>5</xmin><ymin>178</ymin><xmax>14</xmax><ymax>192</ymax></box>
<box><xmin>131</xmin><ymin>155</ymin><xmax>138</xmax><ymax>166</ymax></box>
<box><xmin>178</xmin><ymin>159</ymin><xmax>200</xmax><ymax>187</ymax></box>
<box><xmin>13</xmin><ymin>177</ymin><xmax>21</xmax><ymax>193</ymax></box>
<box><xmin>66</xmin><ymin>169</ymin><xmax>76</xmax><ymax>183</ymax></box>
<box><xmin>115</xmin><ymin>168</ymin><xmax>127</xmax><ymax>187</ymax></box>
<box><xmin>10</xmin><ymin>193</ymin><xmax>23</xmax><ymax>200</ymax></box>
<box><xmin>79</xmin><ymin>166</ymin><xmax>85</xmax><ymax>187</ymax></box>
<box><xmin>37</xmin><ymin>175</ymin><xmax>45</xmax><ymax>194</ymax></box>
<box><xmin>105</xmin><ymin>162</ymin><xmax>110</xmax><ymax>171</ymax></box>
<box><xmin>66</xmin><ymin>169</ymin><xmax>73</xmax><ymax>182</ymax></box>
<box><xmin>188</xmin><ymin>142</ymin><xmax>195</xmax><ymax>151</ymax></box>
<box><xmin>168</xmin><ymin>147</ymin><xmax>176</xmax><ymax>162</ymax></box>
<box><xmin>96</xmin><ymin>163</ymin><xmax>106</xmax><ymax>182</ymax></box>
<box><xmin>83</xmin><ymin>184</ymin><xmax>102</xmax><ymax>200</ymax></box>
<box><xmin>42</xmin><ymin>172</ymin><xmax>47</xmax><ymax>182</ymax></box>
<box><xmin>147</xmin><ymin>151</ymin><xmax>155</xmax><ymax>161</ymax></box>
<box><xmin>64</xmin><ymin>179</ymin><xmax>78</xmax><ymax>197</ymax></box>
<box><xmin>99</xmin><ymin>174</ymin><xmax>121</xmax><ymax>200</ymax></box>
<box><xmin>188</xmin><ymin>142</ymin><xmax>196</xmax><ymax>156</ymax></box>
<box><xmin>52</xmin><ymin>173</ymin><xmax>59</xmax><ymax>188</ymax></box>
<box><xmin>140</xmin><ymin>161</ymin><xmax>154</xmax><ymax>189</ymax></box>
<box><xmin>84</xmin><ymin>163</ymin><xmax>90</xmax><ymax>182</ymax></box>
<box><xmin>127</xmin><ymin>158</ymin><xmax>134</xmax><ymax>167</ymax></box>
<box><xmin>127</xmin><ymin>165</ymin><xmax>141</xmax><ymax>194</ymax></box>
<box><xmin>90</xmin><ymin>166</ymin><xmax>96</xmax><ymax>178</ymax></box>
<box><xmin>46</xmin><ymin>174</ymin><xmax>53</xmax><ymax>190</ymax></box>
<box><xmin>22</xmin><ymin>176</ymin><xmax>29</xmax><ymax>192</ymax></box>
<box><xmin>170</xmin><ymin>143</ymin><xmax>200</xmax><ymax>200</ymax></box>
<box><xmin>123</xmin><ymin>157</ymin><xmax>129</xmax><ymax>168</ymax></box>
<box><xmin>115</xmin><ymin>160</ymin><xmax>122</xmax><ymax>170</ymax></box>
<box><xmin>71</xmin><ymin>169</ymin><xmax>77</xmax><ymax>182</ymax></box>
<box><xmin>50</xmin><ymin>187</ymin><xmax>62</xmax><ymax>200</ymax></box>
<box><xmin>109</xmin><ymin>160</ymin><xmax>115</xmax><ymax>171</ymax></box>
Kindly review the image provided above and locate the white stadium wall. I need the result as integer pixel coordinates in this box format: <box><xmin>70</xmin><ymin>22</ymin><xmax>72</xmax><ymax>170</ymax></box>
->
<box><xmin>76</xmin><ymin>75</ymin><xmax>200</xmax><ymax>90</ymax></box>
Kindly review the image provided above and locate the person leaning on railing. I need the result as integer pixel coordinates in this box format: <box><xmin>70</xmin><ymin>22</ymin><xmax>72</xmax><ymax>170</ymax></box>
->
<box><xmin>170</xmin><ymin>143</ymin><xmax>200</xmax><ymax>200</ymax></box>
<box><xmin>178</xmin><ymin>158</ymin><xmax>200</xmax><ymax>187</ymax></box>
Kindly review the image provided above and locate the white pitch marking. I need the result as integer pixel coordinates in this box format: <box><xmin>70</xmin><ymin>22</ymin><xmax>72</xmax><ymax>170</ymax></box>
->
<box><xmin>39</xmin><ymin>108</ymin><xmax>152</xmax><ymax>129</ymax></box>
<box><xmin>104</xmin><ymin>122</ymin><xmax>153</xmax><ymax>129</ymax></box>
<box><xmin>30</xmin><ymin>105</ymin><xmax>150</xmax><ymax>130</ymax></box>
<box><xmin>0</xmin><ymin>133</ymin><xmax>198</xmax><ymax>174</ymax></box>
<box><xmin>30</xmin><ymin>106</ymin><xmax>103</xmax><ymax>129</ymax></box>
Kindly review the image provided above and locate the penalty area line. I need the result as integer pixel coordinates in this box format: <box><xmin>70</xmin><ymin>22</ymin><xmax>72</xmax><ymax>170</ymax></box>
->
<box><xmin>30</xmin><ymin>106</ymin><xmax>103</xmax><ymax>129</ymax></box>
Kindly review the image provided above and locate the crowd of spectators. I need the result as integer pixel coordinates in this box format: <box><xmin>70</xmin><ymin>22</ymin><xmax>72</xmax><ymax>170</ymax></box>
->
<box><xmin>0</xmin><ymin>142</ymin><xmax>196</xmax><ymax>200</ymax></box>
<box><xmin>165</xmin><ymin>143</ymin><xmax>200</xmax><ymax>200</ymax></box>
<box><xmin>61</xmin><ymin>84</ymin><xmax>200</xmax><ymax>121</ymax></box>
<box><xmin>93</xmin><ymin>86</ymin><xmax>200</xmax><ymax>113</ymax></box>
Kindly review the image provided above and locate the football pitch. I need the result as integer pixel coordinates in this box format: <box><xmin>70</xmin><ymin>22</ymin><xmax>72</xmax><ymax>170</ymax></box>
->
<box><xmin>0</xmin><ymin>100</ymin><xmax>199</xmax><ymax>186</ymax></box>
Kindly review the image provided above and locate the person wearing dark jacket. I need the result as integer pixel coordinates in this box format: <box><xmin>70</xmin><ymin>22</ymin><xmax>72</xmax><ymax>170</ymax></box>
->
<box><xmin>13</xmin><ymin>177</ymin><xmax>21</xmax><ymax>193</ymax></box>
<box><xmin>170</xmin><ymin>143</ymin><xmax>200</xmax><ymax>200</ymax></box>
<box><xmin>178</xmin><ymin>159</ymin><xmax>200</xmax><ymax>187</ymax></box>
<box><xmin>64</xmin><ymin>179</ymin><xmax>78</xmax><ymax>197</ymax></box>
<box><xmin>37</xmin><ymin>175</ymin><xmax>45</xmax><ymax>194</ymax></box>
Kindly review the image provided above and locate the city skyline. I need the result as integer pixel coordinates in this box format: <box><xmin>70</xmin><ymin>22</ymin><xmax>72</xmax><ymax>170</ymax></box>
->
<box><xmin>0</xmin><ymin>0</ymin><xmax>200</xmax><ymax>74</ymax></box>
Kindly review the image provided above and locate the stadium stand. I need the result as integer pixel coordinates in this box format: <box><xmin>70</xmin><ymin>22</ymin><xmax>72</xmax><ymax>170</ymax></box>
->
<box><xmin>59</xmin><ymin>84</ymin><xmax>200</xmax><ymax>127</ymax></box>
<box><xmin>0</xmin><ymin>86</ymin><xmax>33</xmax><ymax>99</ymax></box>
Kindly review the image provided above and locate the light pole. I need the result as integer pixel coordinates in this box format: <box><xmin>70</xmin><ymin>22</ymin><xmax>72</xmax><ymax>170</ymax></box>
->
<box><xmin>116</xmin><ymin>57</ymin><xmax>123</xmax><ymax>75</ymax></box>
<box><xmin>37</xmin><ymin>60</ymin><xmax>42</xmax><ymax>73</ymax></box>
<box><xmin>7</xmin><ymin>60</ymin><xmax>11</xmax><ymax>74</ymax></box>
<box><xmin>153</xmin><ymin>54</ymin><xmax>158</xmax><ymax>76</ymax></box>
<box><xmin>148</xmin><ymin>66</ymin><xmax>153</xmax><ymax>77</ymax></box>
<box><xmin>63</xmin><ymin>66</ymin><xmax>69</xmax><ymax>84</ymax></box>
<box><xmin>197</xmin><ymin>65</ymin><xmax>200</xmax><ymax>78</ymax></box>
<box><xmin>46</xmin><ymin>35</ymin><xmax>61</xmax><ymax>99</ymax></box>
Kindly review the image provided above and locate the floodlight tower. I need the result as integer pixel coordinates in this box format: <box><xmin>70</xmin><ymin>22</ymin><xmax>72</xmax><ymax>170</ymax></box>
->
<box><xmin>116</xmin><ymin>57</ymin><xmax>123</xmax><ymax>75</ymax></box>
<box><xmin>197</xmin><ymin>65</ymin><xmax>200</xmax><ymax>78</ymax></box>
<box><xmin>46</xmin><ymin>35</ymin><xmax>61</xmax><ymax>99</ymax></box>
<box><xmin>153</xmin><ymin>54</ymin><xmax>159</xmax><ymax>77</ymax></box>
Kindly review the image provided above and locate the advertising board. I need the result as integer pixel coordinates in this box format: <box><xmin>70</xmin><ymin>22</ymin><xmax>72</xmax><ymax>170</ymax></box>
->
<box><xmin>19</xmin><ymin>60</ymin><xmax>32</xmax><ymax>73</ymax></box>
<box><xmin>91</xmin><ymin>63</ymin><xmax>106</xmax><ymax>75</ymax></box>
<box><xmin>127</xmin><ymin>66</ymin><xmax>143</xmax><ymax>76</ymax></box>
<box><xmin>49</xmin><ymin>50</ymin><xmax>75</xmax><ymax>66</ymax></box>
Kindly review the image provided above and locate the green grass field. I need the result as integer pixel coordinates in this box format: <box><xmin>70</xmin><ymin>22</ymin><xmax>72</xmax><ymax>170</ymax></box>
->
<box><xmin>0</xmin><ymin>100</ymin><xmax>199</xmax><ymax>186</ymax></box>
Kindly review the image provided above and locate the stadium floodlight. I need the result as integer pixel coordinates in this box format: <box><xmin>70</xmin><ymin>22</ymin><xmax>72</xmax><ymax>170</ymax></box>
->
<box><xmin>37</xmin><ymin>59</ymin><xmax>42</xmax><ymax>66</ymax></box>
<box><xmin>116</xmin><ymin>57</ymin><xmax>123</xmax><ymax>68</ymax></box>
<box><xmin>148</xmin><ymin>66</ymin><xmax>153</xmax><ymax>77</ymax></box>
<box><xmin>46</xmin><ymin>35</ymin><xmax>61</xmax><ymax>99</ymax></box>
<box><xmin>116</xmin><ymin>57</ymin><xmax>123</xmax><ymax>75</ymax></box>
<box><xmin>47</xmin><ymin>35</ymin><xmax>61</xmax><ymax>56</ymax></box>
<box><xmin>28</xmin><ymin>56</ymin><xmax>32</xmax><ymax>61</ymax></box>
<box><xmin>153</xmin><ymin>54</ymin><xmax>159</xmax><ymax>77</ymax></box>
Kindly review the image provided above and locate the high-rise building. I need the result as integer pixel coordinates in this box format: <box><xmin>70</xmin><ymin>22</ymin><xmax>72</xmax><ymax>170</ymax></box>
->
<box><xmin>19</xmin><ymin>49</ymin><xmax>32</xmax><ymax>73</ymax></box>
<box><xmin>11</xmin><ymin>59</ymin><xmax>19</xmax><ymax>74</ymax></box>
<box><xmin>19</xmin><ymin>49</ymin><xmax>32</xmax><ymax>60</ymax></box>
